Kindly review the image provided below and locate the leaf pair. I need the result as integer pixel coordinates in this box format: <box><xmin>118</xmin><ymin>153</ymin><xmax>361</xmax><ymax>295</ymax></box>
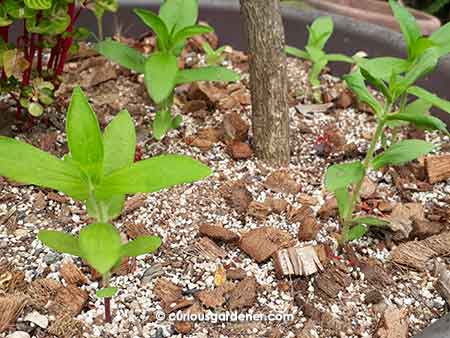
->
<box><xmin>286</xmin><ymin>17</ymin><xmax>353</xmax><ymax>87</ymax></box>
<box><xmin>38</xmin><ymin>223</ymin><xmax>161</xmax><ymax>275</ymax></box>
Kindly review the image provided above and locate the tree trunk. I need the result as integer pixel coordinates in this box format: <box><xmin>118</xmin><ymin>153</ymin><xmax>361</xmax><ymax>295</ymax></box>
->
<box><xmin>240</xmin><ymin>0</ymin><xmax>290</xmax><ymax>166</ymax></box>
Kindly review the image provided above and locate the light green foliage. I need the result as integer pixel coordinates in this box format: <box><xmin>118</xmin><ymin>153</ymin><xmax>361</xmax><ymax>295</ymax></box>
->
<box><xmin>286</xmin><ymin>16</ymin><xmax>353</xmax><ymax>87</ymax></box>
<box><xmin>96</xmin><ymin>0</ymin><xmax>240</xmax><ymax>140</ymax></box>
<box><xmin>0</xmin><ymin>87</ymin><xmax>211</xmax><ymax>304</ymax></box>
<box><xmin>324</xmin><ymin>1</ymin><xmax>450</xmax><ymax>242</ymax></box>
<box><xmin>202</xmin><ymin>41</ymin><xmax>228</xmax><ymax>66</ymax></box>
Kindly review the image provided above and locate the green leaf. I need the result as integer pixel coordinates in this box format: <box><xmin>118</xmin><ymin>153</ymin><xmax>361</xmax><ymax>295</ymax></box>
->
<box><xmin>159</xmin><ymin>0</ymin><xmax>198</xmax><ymax>33</ymax></box>
<box><xmin>79</xmin><ymin>223</ymin><xmax>122</xmax><ymax>275</ymax></box>
<box><xmin>96</xmin><ymin>40</ymin><xmax>146</xmax><ymax>74</ymax></box>
<box><xmin>103</xmin><ymin>110</ymin><xmax>136</xmax><ymax>176</ymax></box>
<box><xmin>399</xmin><ymin>48</ymin><xmax>439</xmax><ymax>90</ymax></box>
<box><xmin>306</xmin><ymin>46</ymin><xmax>327</xmax><ymax>86</ymax></box>
<box><xmin>38</xmin><ymin>230</ymin><xmax>81</xmax><ymax>256</ymax></box>
<box><xmin>24</xmin><ymin>0</ymin><xmax>52</xmax><ymax>10</ymax></box>
<box><xmin>353</xmin><ymin>217</ymin><xmax>389</xmax><ymax>227</ymax></box>
<box><xmin>344</xmin><ymin>224</ymin><xmax>368</xmax><ymax>241</ymax></box>
<box><xmin>389</xmin><ymin>0</ymin><xmax>422</xmax><ymax>59</ymax></box>
<box><xmin>386</xmin><ymin>99</ymin><xmax>447</xmax><ymax>132</ymax></box>
<box><xmin>95</xmin><ymin>155</ymin><xmax>211</xmax><ymax>197</ymax></box>
<box><xmin>407</xmin><ymin>86</ymin><xmax>450</xmax><ymax>114</ymax></box>
<box><xmin>144</xmin><ymin>52</ymin><xmax>178</xmax><ymax>104</ymax></box>
<box><xmin>371</xmin><ymin>139</ymin><xmax>435</xmax><ymax>170</ymax></box>
<box><xmin>134</xmin><ymin>8</ymin><xmax>170</xmax><ymax>51</ymax></box>
<box><xmin>121</xmin><ymin>236</ymin><xmax>161</xmax><ymax>257</ymax></box>
<box><xmin>325</xmin><ymin>161</ymin><xmax>365</xmax><ymax>192</ymax></box>
<box><xmin>307</xmin><ymin>16</ymin><xmax>333</xmax><ymax>50</ymax></box>
<box><xmin>357</xmin><ymin>57</ymin><xmax>410</xmax><ymax>80</ymax></box>
<box><xmin>326</xmin><ymin>54</ymin><xmax>354</xmax><ymax>63</ymax></box>
<box><xmin>430</xmin><ymin>21</ymin><xmax>450</xmax><ymax>57</ymax></box>
<box><xmin>86</xmin><ymin>194</ymin><xmax>125</xmax><ymax>222</ymax></box>
<box><xmin>170</xmin><ymin>24</ymin><xmax>213</xmax><ymax>49</ymax></box>
<box><xmin>66</xmin><ymin>87</ymin><xmax>104</xmax><ymax>181</ymax></box>
<box><xmin>360</xmin><ymin>67</ymin><xmax>391</xmax><ymax>101</ymax></box>
<box><xmin>335</xmin><ymin>188</ymin><xmax>351</xmax><ymax>221</ymax></box>
<box><xmin>0</xmin><ymin>137</ymin><xmax>88</xmax><ymax>200</ymax></box>
<box><xmin>96</xmin><ymin>287</ymin><xmax>118</xmax><ymax>298</ymax></box>
<box><xmin>26</xmin><ymin>11</ymin><xmax>70</xmax><ymax>35</ymax></box>
<box><xmin>175</xmin><ymin>67</ymin><xmax>240</xmax><ymax>84</ymax></box>
<box><xmin>28</xmin><ymin>102</ymin><xmax>44</xmax><ymax>117</ymax></box>
<box><xmin>344</xmin><ymin>69</ymin><xmax>383</xmax><ymax>116</ymax></box>
<box><xmin>285</xmin><ymin>46</ymin><xmax>309</xmax><ymax>59</ymax></box>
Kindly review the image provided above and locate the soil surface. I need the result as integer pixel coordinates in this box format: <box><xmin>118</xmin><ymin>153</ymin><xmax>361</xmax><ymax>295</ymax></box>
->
<box><xmin>0</xmin><ymin>34</ymin><xmax>450</xmax><ymax>338</ymax></box>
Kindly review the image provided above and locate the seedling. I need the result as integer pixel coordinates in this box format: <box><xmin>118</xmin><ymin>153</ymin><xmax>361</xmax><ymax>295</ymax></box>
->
<box><xmin>286</xmin><ymin>16</ymin><xmax>353</xmax><ymax>88</ymax></box>
<box><xmin>0</xmin><ymin>86</ymin><xmax>211</xmax><ymax>322</ymax></box>
<box><xmin>202</xmin><ymin>41</ymin><xmax>229</xmax><ymax>66</ymax></box>
<box><xmin>325</xmin><ymin>1</ymin><xmax>450</xmax><ymax>243</ymax></box>
<box><xmin>96</xmin><ymin>0</ymin><xmax>240</xmax><ymax>140</ymax></box>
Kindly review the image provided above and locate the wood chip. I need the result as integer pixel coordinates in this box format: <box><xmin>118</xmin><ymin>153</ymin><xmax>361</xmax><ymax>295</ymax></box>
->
<box><xmin>434</xmin><ymin>262</ymin><xmax>450</xmax><ymax>305</ymax></box>
<box><xmin>198</xmin><ymin>223</ymin><xmax>239</xmax><ymax>242</ymax></box>
<box><xmin>387</xmin><ymin>203</ymin><xmax>425</xmax><ymax>239</ymax></box>
<box><xmin>274</xmin><ymin>245</ymin><xmax>324</xmax><ymax>278</ymax></box>
<box><xmin>264</xmin><ymin>170</ymin><xmax>301</xmax><ymax>194</ymax></box>
<box><xmin>239</xmin><ymin>227</ymin><xmax>292</xmax><ymax>263</ymax></box>
<box><xmin>0</xmin><ymin>294</ymin><xmax>28</xmax><ymax>333</ymax></box>
<box><xmin>124</xmin><ymin>223</ymin><xmax>152</xmax><ymax>239</ymax></box>
<box><xmin>196</xmin><ymin>282</ymin><xmax>234</xmax><ymax>309</ymax></box>
<box><xmin>50</xmin><ymin>285</ymin><xmax>88</xmax><ymax>316</ymax></box>
<box><xmin>222</xmin><ymin>111</ymin><xmax>249</xmax><ymax>142</ymax></box>
<box><xmin>228</xmin><ymin>276</ymin><xmax>257</xmax><ymax>309</ymax></box>
<box><xmin>264</xmin><ymin>197</ymin><xmax>289</xmax><ymax>214</ymax></box>
<box><xmin>375</xmin><ymin>307</ymin><xmax>409</xmax><ymax>338</ymax></box>
<box><xmin>426</xmin><ymin>155</ymin><xmax>450</xmax><ymax>183</ymax></box>
<box><xmin>390</xmin><ymin>232</ymin><xmax>450</xmax><ymax>270</ymax></box>
<box><xmin>123</xmin><ymin>194</ymin><xmax>146</xmax><ymax>215</ymax></box>
<box><xmin>47</xmin><ymin>313</ymin><xmax>84</xmax><ymax>338</ymax></box>
<box><xmin>221</xmin><ymin>181</ymin><xmax>253</xmax><ymax>214</ymax></box>
<box><xmin>247</xmin><ymin>201</ymin><xmax>270</xmax><ymax>219</ymax></box>
<box><xmin>154</xmin><ymin>278</ymin><xmax>182</xmax><ymax>310</ymax></box>
<box><xmin>314</xmin><ymin>268</ymin><xmax>352</xmax><ymax>298</ymax></box>
<box><xmin>59</xmin><ymin>262</ymin><xmax>87</xmax><ymax>286</ymax></box>
<box><xmin>194</xmin><ymin>237</ymin><xmax>228</xmax><ymax>260</ymax></box>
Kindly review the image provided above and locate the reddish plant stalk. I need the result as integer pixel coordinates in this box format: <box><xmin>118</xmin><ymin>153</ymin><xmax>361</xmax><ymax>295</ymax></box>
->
<box><xmin>47</xmin><ymin>39</ymin><xmax>61</xmax><ymax>70</ymax></box>
<box><xmin>104</xmin><ymin>298</ymin><xmax>112</xmax><ymax>323</ymax></box>
<box><xmin>0</xmin><ymin>26</ymin><xmax>9</xmax><ymax>81</ymax></box>
<box><xmin>55</xmin><ymin>3</ymin><xmax>75</xmax><ymax>76</ymax></box>
<box><xmin>37</xmin><ymin>35</ymin><xmax>43</xmax><ymax>75</ymax></box>
<box><xmin>22</xmin><ymin>33</ymin><xmax>36</xmax><ymax>86</ymax></box>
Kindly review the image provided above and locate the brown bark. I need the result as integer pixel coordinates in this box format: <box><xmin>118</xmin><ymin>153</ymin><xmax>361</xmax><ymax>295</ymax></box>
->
<box><xmin>240</xmin><ymin>0</ymin><xmax>290</xmax><ymax>165</ymax></box>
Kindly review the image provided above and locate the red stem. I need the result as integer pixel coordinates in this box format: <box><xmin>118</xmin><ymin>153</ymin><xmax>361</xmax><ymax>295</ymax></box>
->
<box><xmin>55</xmin><ymin>3</ymin><xmax>75</xmax><ymax>76</ymax></box>
<box><xmin>47</xmin><ymin>39</ymin><xmax>61</xmax><ymax>70</ymax></box>
<box><xmin>22</xmin><ymin>31</ymin><xmax>35</xmax><ymax>86</ymax></box>
<box><xmin>0</xmin><ymin>26</ymin><xmax>9</xmax><ymax>81</ymax></box>
<box><xmin>104</xmin><ymin>298</ymin><xmax>112</xmax><ymax>323</ymax></box>
<box><xmin>37</xmin><ymin>36</ymin><xmax>43</xmax><ymax>75</ymax></box>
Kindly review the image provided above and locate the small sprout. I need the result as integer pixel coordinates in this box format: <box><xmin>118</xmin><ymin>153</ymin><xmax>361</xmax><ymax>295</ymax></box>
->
<box><xmin>96</xmin><ymin>0</ymin><xmax>240</xmax><ymax>140</ymax></box>
<box><xmin>202</xmin><ymin>41</ymin><xmax>229</xmax><ymax>66</ymax></box>
<box><xmin>324</xmin><ymin>1</ymin><xmax>450</xmax><ymax>243</ymax></box>
<box><xmin>286</xmin><ymin>16</ymin><xmax>353</xmax><ymax>88</ymax></box>
<box><xmin>0</xmin><ymin>86</ymin><xmax>211</xmax><ymax>322</ymax></box>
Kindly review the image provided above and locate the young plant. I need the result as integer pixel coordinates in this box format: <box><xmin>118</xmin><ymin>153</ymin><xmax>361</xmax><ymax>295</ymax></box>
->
<box><xmin>202</xmin><ymin>41</ymin><xmax>229</xmax><ymax>66</ymax></box>
<box><xmin>286</xmin><ymin>16</ymin><xmax>353</xmax><ymax>88</ymax></box>
<box><xmin>0</xmin><ymin>86</ymin><xmax>211</xmax><ymax>322</ymax></box>
<box><xmin>324</xmin><ymin>2</ymin><xmax>450</xmax><ymax>243</ymax></box>
<box><xmin>96</xmin><ymin>0</ymin><xmax>240</xmax><ymax>140</ymax></box>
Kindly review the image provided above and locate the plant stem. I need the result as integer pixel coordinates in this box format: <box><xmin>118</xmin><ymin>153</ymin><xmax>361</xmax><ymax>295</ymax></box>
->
<box><xmin>102</xmin><ymin>273</ymin><xmax>112</xmax><ymax>323</ymax></box>
<box><xmin>344</xmin><ymin>120</ymin><xmax>386</xmax><ymax>225</ymax></box>
<box><xmin>55</xmin><ymin>3</ymin><xmax>76</xmax><ymax>76</ymax></box>
<box><xmin>97</xmin><ymin>16</ymin><xmax>104</xmax><ymax>41</ymax></box>
<box><xmin>0</xmin><ymin>26</ymin><xmax>9</xmax><ymax>81</ymax></box>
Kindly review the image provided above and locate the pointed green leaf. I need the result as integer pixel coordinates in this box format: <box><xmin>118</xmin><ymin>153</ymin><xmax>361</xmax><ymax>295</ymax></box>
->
<box><xmin>353</xmin><ymin>217</ymin><xmax>389</xmax><ymax>227</ymax></box>
<box><xmin>344</xmin><ymin>69</ymin><xmax>383</xmax><ymax>116</ymax></box>
<box><xmin>38</xmin><ymin>230</ymin><xmax>81</xmax><ymax>256</ymax></box>
<box><xmin>325</xmin><ymin>161</ymin><xmax>365</xmax><ymax>192</ymax></box>
<box><xmin>326</xmin><ymin>54</ymin><xmax>354</xmax><ymax>63</ymax></box>
<box><xmin>307</xmin><ymin>16</ymin><xmax>333</xmax><ymax>50</ymax></box>
<box><xmin>386</xmin><ymin>99</ymin><xmax>447</xmax><ymax>132</ymax></box>
<box><xmin>357</xmin><ymin>57</ymin><xmax>410</xmax><ymax>80</ymax></box>
<box><xmin>0</xmin><ymin>137</ymin><xmax>88</xmax><ymax>200</ymax></box>
<box><xmin>96</xmin><ymin>287</ymin><xmax>118</xmax><ymax>298</ymax></box>
<box><xmin>285</xmin><ymin>46</ymin><xmax>309</xmax><ymax>59</ymax></box>
<box><xmin>121</xmin><ymin>236</ymin><xmax>161</xmax><ymax>257</ymax></box>
<box><xmin>134</xmin><ymin>8</ymin><xmax>170</xmax><ymax>51</ymax></box>
<box><xmin>399</xmin><ymin>48</ymin><xmax>438</xmax><ymax>90</ymax></box>
<box><xmin>371</xmin><ymin>139</ymin><xmax>435</xmax><ymax>170</ymax></box>
<box><xmin>96</xmin><ymin>40</ymin><xmax>146</xmax><ymax>74</ymax></box>
<box><xmin>335</xmin><ymin>188</ymin><xmax>351</xmax><ymax>221</ymax></box>
<box><xmin>176</xmin><ymin>67</ymin><xmax>240</xmax><ymax>84</ymax></box>
<box><xmin>159</xmin><ymin>0</ymin><xmax>198</xmax><ymax>33</ymax></box>
<box><xmin>170</xmin><ymin>24</ymin><xmax>213</xmax><ymax>49</ymax></box>
<box><xmin>389</xmin><ymin>0</ymin><xmax>422</xmax><ymax>59</ymax></box>
<box><xmin>95</xmin><ymin>155</ymin><xmax>211</xmax><ymax>197</ymax></box>
<box><xmin>430</xmin><ymin>21</ymin><xmax>450</xmax><ymax>58</ymax></box>
<box><xmin>152</xmin><ymin>110</ymin><xmax>175</xmax><ymax>140</ymax></box>
<box><xmin>407</xmin><ymin>86</ymin><xmax>450</xmax><ymax>114</ymax></box>
<box><xmin>79</xmin><ymin>223</ymin><xmax>122</xmax><ymax>275</ymax></box>
<box><xmin>67</xmin><ymin>87</ymin><xmax>104</xmax><ymax>181</ymax></box>
<box><xmin>144</xmin><ymin>52</ymin><xmax>178</xmax><ymax>104</ymax></box>
<box><xmin>103</xmin><ymin>110</ymin><xmax>136</xmax><ymax>175</ymax></box>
